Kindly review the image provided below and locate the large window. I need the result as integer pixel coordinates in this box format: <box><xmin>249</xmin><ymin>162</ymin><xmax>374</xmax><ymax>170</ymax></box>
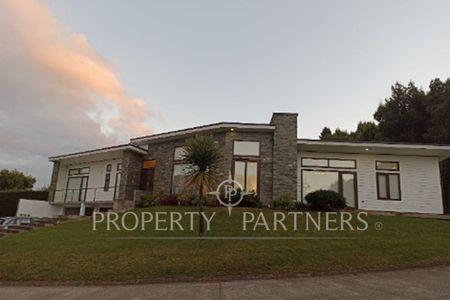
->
<box><xmin>65</xmin><ymin>177</ymin><xmax>88</xmax><ymax>202</ymax></box>
<box><xmin>376</xmin><ymin>173</ymin><xmax>401</xmax><ymax>200</ymax></box>
<box><xmin>66</xmin><ymin>167</ymin><xmax>89</xmax><ymax>202</ymax></box>
<box><xmin>171</xmin><ymin>164</ymin><xmax>194</xmax><ymax>194</ymax></box>
<box><xmin>233</xmin><ymin>160</ymin><xmax>258</xmax><ymax>193</ymax></box>
<box><xmin>302</xmin><ymin>170</ymin><xmax>339</xmax><ymax>196</ymax></box>
<box><xmin>233</xmin><ymin>141</ymin><xmax>260</xmax><ymax>157</ymax></box>
<box><xmin>301</xmin><ymin>170</ymin><xmax>357</xmax><ymax>207</ymax></box>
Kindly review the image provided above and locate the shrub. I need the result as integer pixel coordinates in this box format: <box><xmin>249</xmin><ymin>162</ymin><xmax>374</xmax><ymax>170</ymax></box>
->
<box><xmin>304</xmin><ymin>190</ymin><xmax>346</xmax><ymax>211</ymax></box>
<box><xmin>240</xmin><ymin>192</ymin><xmax>262</xmax><ymax>208</ymax></box>
<box><xmin>273</xmin><ymin>195</ymin><xmax>306</xmax><ymax>211</ymax></box>
<box><xmin>140</xmin><ymin>193</ymin><xmax>162</xmax><ymax>207</ymax></box>
<box><xmin>160</xmin><ymin>194</ymin><xmax>180</xmax><ymax>206</ymax></box>
<box><xmin>227</xmin><ymin>189</ymin><xmax>262</xmax><ymax>208</ymax></box>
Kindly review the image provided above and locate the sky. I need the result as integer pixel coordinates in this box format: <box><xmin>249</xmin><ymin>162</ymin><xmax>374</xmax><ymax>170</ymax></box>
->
<box><xmin>1</xmin><ymin>0</ymin><xmax>450</xmax><ymax>187</ymax></box>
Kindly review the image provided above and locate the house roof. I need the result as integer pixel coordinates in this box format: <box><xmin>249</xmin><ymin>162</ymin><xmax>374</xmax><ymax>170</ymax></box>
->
<box><xmin>130</xmin><ymin>122</ymin><xmax>276</xmax><ymax>144</ymax></box>
<box><xmin>298</xmin><ymin>139</ymin><xmax>450</xmax><ymax>159</ymax></box>
<box><xmin>48</xmin><ymin>144</ymin><xmax>147</xmax><ymax>162</ymax></box>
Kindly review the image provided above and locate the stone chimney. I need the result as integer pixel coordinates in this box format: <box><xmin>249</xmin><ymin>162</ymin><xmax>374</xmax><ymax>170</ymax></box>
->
<box><xmin>270</xmin><ymin>112</ymin><xmax>298</xmax><ymax>201</ymax></box>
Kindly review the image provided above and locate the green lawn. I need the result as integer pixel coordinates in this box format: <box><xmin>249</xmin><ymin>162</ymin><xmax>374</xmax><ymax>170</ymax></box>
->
<box><xmin>0</xmin><ymin>206</ymin><xmax>449</xmax><ymax>283</ymax></box>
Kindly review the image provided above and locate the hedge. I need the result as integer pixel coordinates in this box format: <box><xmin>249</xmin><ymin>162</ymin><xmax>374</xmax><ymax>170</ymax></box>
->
<box><xmin>0</xmin><ymin>190</ymin><xmax>48</xmax><ymax>217</ymax></box>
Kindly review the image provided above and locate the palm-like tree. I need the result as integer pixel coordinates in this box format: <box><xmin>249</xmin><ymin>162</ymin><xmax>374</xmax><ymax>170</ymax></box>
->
<box><xmin>183</xmin><ymin>135</ymin><xmax>219</xmax><ymax>236</ymax></box>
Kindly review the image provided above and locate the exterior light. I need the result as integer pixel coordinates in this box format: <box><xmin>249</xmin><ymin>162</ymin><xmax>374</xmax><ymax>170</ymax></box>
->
<box><xmin>365</xmin><ymin>148</ymin><xmax>369</xmax><ymax>151</ymax></box>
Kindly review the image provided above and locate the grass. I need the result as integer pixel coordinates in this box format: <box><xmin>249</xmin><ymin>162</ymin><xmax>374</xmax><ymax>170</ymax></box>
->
<box><xmin>0</xmin><ymin>206</ymin><xmax>449</xmax><ymax>283</ymax></box>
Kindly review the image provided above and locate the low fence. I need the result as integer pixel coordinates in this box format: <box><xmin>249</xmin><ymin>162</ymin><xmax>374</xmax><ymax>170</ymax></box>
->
<box><xmin>0</xmin><ymin>190</ymin><xmax>48</xmax><ymax>217</ymax></box>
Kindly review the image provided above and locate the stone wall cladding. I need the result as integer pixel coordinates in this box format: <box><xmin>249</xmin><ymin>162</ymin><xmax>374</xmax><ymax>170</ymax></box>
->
<box><xmin>145</xmin><ymin>130</ymin><xmax>274</xmax><ymax>205</ymax></box>
<box><xmin>114</xmin><ymin>150</ymin><xmax>143</xmax><ymax>211</ymax></box>
<box><xmin>271</xmin><ymin>113</ymin><xmax>298</xmax><ymax>200</ymax></box>
<box><xmin>48</xmin><ymin>161</ymin><xmax>60</xmax><ymax>202</ymax></box>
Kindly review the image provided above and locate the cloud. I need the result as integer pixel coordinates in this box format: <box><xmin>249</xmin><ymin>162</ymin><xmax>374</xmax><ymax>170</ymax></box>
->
<box><xmin>0</xmin><ymin>0</ymin><xmax>153</xmax><ymax>187</ymax></box>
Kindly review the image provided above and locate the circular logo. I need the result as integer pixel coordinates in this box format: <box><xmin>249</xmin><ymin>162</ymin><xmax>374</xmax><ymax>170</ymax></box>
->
<box><xmin>208</xmin><ymin>174</ymin><xmax>251</xmax><ymax>215</ymax></box>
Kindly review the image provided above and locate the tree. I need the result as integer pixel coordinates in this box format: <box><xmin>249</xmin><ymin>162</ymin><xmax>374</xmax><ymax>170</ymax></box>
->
<box><xmin>183</xmin><ymin>135</ymin><xmax>219</xmax><ymax>236</ymax></box>
<box><xmin>424</xmin><ymin>78</ymin><xmax>450</xmax><ymax>144</ymax></box>
<box><xmin>0</xmin><ymin>169</ymin><xmax>36</xmax><ymax>191</ymax></box>
<box><xmin>374</xmin><ymin>82</ymin><xmax>428</xmax><ymax>143</ymax></box>
<box><xmin>319</xmin><ymin>127</ymin><xmax>332</xmax><ymax>140</ymax></box>
<box><xmin>320</xmin><ymin>128</ymin><xmax>352</xmax><ymax>141</ymax></box>
<box><xmin>353</xmin><ymin>121</ymin><xmax>382</xmax><ymax>141</ymax></box>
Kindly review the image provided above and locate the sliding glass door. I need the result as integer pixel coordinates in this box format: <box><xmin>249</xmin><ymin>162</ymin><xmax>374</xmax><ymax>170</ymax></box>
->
<box><xmin>65</xmin><ymin>176</ymin><xmax>88</xmax><ymax>202</ymax></box>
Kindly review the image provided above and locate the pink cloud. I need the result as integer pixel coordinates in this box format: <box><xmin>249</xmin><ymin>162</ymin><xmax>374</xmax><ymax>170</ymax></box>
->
<box><xmin>2</xmin><ymin>0</ymin><xmax>152</xmax><ymax>139</ymax></box>
<box><xmin>0</xmin><ymin>0</ymin><xmax>154</xmax><ymax>186</ymax></box>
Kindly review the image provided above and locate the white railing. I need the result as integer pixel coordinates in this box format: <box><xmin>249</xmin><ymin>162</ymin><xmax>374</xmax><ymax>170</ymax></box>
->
<box><xmin>52</xmin><ymin>187</ymin><xmax>117</xmax><ymax>204</ymax></box>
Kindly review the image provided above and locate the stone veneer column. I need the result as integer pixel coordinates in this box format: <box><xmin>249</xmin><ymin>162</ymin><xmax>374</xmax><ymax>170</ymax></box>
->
<box><xmin>270</xmin><ymin>113</ymin><xmax>298</xmax><ymax>201</ymax></box>
<box><xmin>48</xmin><ymin>161</ymin><xmax>60</xmax><ymax>202</ymax></box>
<box><xmin>114</xmin><ymin>150</ymin><xmax>143</xmax><ymax>211</ymax></box>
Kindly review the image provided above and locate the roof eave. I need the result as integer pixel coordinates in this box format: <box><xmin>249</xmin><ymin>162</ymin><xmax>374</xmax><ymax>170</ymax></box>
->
<box><xmin>48</xmin><ymin>144</ymin><xmax>147</xmax><ymax>162</ymax></box>
<box><xmin>131</xmin><ymin>123</ymin><xmax>275</xmax><ymax>144</ymax></box>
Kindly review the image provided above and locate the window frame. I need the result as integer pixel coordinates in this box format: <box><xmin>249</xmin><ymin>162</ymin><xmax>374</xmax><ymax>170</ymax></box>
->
<box><xmin>231</xmin><ymin>159</ymin><xmax>260</xmax><ymax>194</ymax></box>
<box><xmin>300</xmin><ymin>168</ymin><xmax>358</xmax><ymax>208</ymax></box>
<box><xmin>170</xmin><ymin>163</ymin><xmax>194</xmax><ymax>195</ymax></box>
<box><xmin>68</xmin><ymin>167</ymin><xmax>90</xmax><ymax>176</ymax></box>
<box><xmin>173</xmin><ymin>146</ymin><xmax>187</xmax><ymax>161</ymax></box>
<box><xmin>376</xmin><ymin>172</ymin><xmax>401</xmax><ymax>201</ymax></box>
<box><xmin>301</xmin><ymin>157</ymin><xmax>357</xmax><ymax>169</ymax></box>
<box><xmin>375</xmin><ymin>160</ymin><xmax>400</xmax><ymax>171</ymax></box>
<box><xmin>103</xmin><ymin>173</ymin><xmax>111</xmax><ymax>192</ymax></box>
<box><xmin>232</xmin><ymin>140</ymin><xmax>261</xmax><ymax>157</ymax></box>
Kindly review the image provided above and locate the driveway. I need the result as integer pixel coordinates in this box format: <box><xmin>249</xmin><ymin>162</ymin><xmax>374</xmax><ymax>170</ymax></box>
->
<box><xmin>0</xmin><ymin>266</ymin><xmax>449</xmax><ymax>299</ymax></box>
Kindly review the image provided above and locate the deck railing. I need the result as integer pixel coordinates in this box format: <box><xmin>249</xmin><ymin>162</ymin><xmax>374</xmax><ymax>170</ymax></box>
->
<box><xmin>52</xmin><ymin>187</ymin><xmax>118</xmax><ymax>204</ymax></box>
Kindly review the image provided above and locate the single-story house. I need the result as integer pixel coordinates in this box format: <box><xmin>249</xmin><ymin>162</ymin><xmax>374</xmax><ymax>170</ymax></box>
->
<box><xmin>47</xmin><ymin>112</ymin><xmax>450</xmax><ymax>216</ymax></box>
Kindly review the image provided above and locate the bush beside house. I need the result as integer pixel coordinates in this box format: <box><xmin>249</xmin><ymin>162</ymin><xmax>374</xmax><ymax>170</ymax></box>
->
<box><xmin>304</xmin><ymin>190</ymin><xmax>346</xmax><ymax>211</ymax></box>
<box><xmin>0</xmin><ymin>190</ymin><xmax>48</xmax><ymax>217</ymax></box>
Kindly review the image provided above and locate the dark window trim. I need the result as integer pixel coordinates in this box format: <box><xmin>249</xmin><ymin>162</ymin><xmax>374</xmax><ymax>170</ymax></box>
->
<box><xmin>375</xmin><ymin>160</ymin><xmax>400</xmax><ymax>171</ymax></box>
<box><xmin>376</xmin><ymin>172</ymin><xmax>401</xmax><ymax>201</ymax></box>
<box><xmin>104</xmin><ymin>173</ymin><xmax>111</xmax><ymax>192</ymax></box>
<box><xmin>232</xmin><ymin>140</ymin><xmax>261</xmax><ymax>158</ymax></box>
<box><xmin>64</xmin><ymin>176</ymin><xmax>89</xmax><ymax>202</ymax></box>
<box><xmin>231</xmin><ymin>158</ymin><xmax>260</xmax><ymax>195</ymax></box>
<box><xmin>300</xmin><ymin>168</ymin><xmax>358</xmax><ymax>208</ymax></box>
<box><xmin>301</xmin><ymin>157</ymin><xmax>357</xmax><ymax>169</ymax></box>
<box><xmin>68</xmin><ymin>167</ymin><xmax>91</xmax><ymax>176</ymax></box>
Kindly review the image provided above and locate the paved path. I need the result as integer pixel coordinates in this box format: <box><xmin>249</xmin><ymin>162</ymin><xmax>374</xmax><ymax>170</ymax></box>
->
<box><xmin>1</xmin><ymin>266</ymin><xmax>449</xmax><ymax>299</ymax></box>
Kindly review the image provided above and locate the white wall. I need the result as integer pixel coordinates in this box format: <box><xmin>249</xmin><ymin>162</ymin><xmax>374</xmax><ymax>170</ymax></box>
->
<box><xmin>298</xmin><ymin>152</ymin><xmax>444</xmax><ymax>214</ymax></box>
<box><xmin>16</xmin><ymin>199</ymin><xmax>63</xmax><ymax>217</ymax></box>
<box><xmin>54</xmin><ymin>158</ymin><xmax>122</xmax><ymax>203</ymax></box>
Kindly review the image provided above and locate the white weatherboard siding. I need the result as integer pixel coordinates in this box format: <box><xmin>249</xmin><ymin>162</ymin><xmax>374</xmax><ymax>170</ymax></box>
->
<box><xmin>298</xmin><ymin>152</ymin><xmax>444</xmax><ymax>214</ymax></box>
<box><xmin>54</xmin><ymin>158</ymin><xmax>122</xmax><ymax>203</ymax></box>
